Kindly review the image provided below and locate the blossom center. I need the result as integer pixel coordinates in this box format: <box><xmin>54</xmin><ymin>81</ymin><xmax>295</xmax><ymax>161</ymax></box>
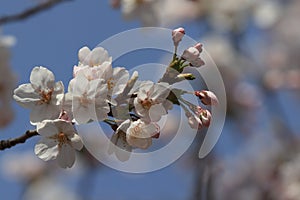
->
<box><xmin>39</xmin><ymin>89</ymin><xmax>53</xmax><ymax>104</ymax></box>
<box><xmin>80</xmin><ymin>94</ymin><xmax>92</xmax><ymax>107</ymax></box>
<box><xmin>141</xmin><ymin>98</ymin><xmax>153</xmax><ymax>110</ymax></box>
<box><xmin>58</xmin><ymin>132</ymin><xmax>68</xmax><ymax>145</ymax></box>
<box><xmin>133</xmin><ymin>125</ymin><xmax>141</xmax><ymax>135</ymax></box>
<box><xmin>107</xmin><ymin>78</ymin><xmax>115</xmax><ymax>91</ymax></box>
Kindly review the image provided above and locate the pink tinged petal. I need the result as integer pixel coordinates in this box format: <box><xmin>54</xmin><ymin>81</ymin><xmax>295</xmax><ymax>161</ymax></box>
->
<box><xmin>188</xmin><ymin>116</ymin><xmax>201</xmax><ymax>129</ymax></box>
<box><xmin>34</xmin><ymin>139</ymin><xmax>59</xmax><ymax>161</ymax></box>
<box><xmin>194</xmin><ymin>43</ymin><xmax>203</xmax><ymax>53</ymax></box>
<box><xmin>196</xmin><ymin>90</ymin><xmax>219</xmax><ymax>106</ymax></box>
<box><xmin>56</xmin><ymin>144</ymin><xmax>76</xmax><ymax>168</ymax></box>
<box><xmin>37</xmin><ymin>120</ymin><xmax>59</xmax><ymax>137</ymax></box>
<box><xmin>149</xmin><ymin>104</ymin><xmax>166</xmax><ymax>122</ymax></box>
<box><xmin>126</xmin><ymin>136</ymin><xmax>152</xmax><ymax>150</ymax></box>
<box><xmin>200</xmin><ymin>109</ymin><xmax>212</xmax><ymax>127</ymax></box>
<box><xmin>69</xmin><ymin>134</ymin><xmax>83</xmax><ymax>150</ymax></box>
<box><xmin>182</xmin><ymin>47</ymin><xmax>200</xmax><ymax>62</ymax></box>
<box><xmin>78</xmin><ymin>46</ymin><xmax>91</xmax><ymax>64</ymax></box>
<box><xmin>30</xmin><ymin>66</ymin><xmax>55</xmax><ymax>90</ymax></box>
<box><xmin>142</xmin><ymin>123</ymin><xmax>159</xmax><ymax>136</ymax></box>
<box><xmin>190</xmin><ymin>58</ymin><xmax>205</xmax><ymax>67</ymax></box>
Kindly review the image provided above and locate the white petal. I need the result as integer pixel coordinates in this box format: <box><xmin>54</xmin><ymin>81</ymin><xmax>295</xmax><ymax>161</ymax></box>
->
<box><xmin>30</xmin><ymin>66</ymin><xmax>55</xmax><ymax>90</ymax></box>
<box><xmin>56</xmin><ymin>144</ymin><xmax>75</xmax><ymax>168</ymax></box>
<box><xmin>30</xmin><ymin>104</ymin><xmax>60</xmax><ymax>124</ymax></box>
<box><xmin>36</xmin><ymin>120</ymin><xmax>59</xmax><ymax>137</ymax></box>
<box><xmin>72</xmin><ymin>75</ymin><xmax>89</xmax><ymax>96</ymax></box>
<box><xmin>78</xmin><ymin>46</ymin><xmax>91</xmax><ymax>64</ymax></box>
<box><xmin>34</xmin><ymin>139</ymin><xmax>59</xmax><ymax>161</ymax></box>
<box><xmin>149</xmin><ymin>104</ymin><xmax>166</xmax><ymax>122</ymax></box>
<box><xmin>13</xmin><ymin>84</ymin><xmax>40</xmax><ymax>108</ymax></box>
<box><xmin>142</xmin><ymin>123</ymin><xmax>158</xmax><ymax>136</ymax></box>
<box><xmin>150</xmin><ymin>82</ymin><xmax>170</xmax><ymax>102</ymax></box>
<box><xmin>69</xmin><ymin>134</ymin><xmax>83</xmax><ymax>150</ymax></box>
<box><xmin>89</xmin><ymin>47</ymin><xmax>111</xmax><ymax>66</ymax></box>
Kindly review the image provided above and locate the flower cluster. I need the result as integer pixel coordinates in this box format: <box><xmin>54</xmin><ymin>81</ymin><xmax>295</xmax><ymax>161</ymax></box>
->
<box><xmin>13</xmin><ymin>28</ymin><xmax>218</xmax><ymax>167</ymax></box>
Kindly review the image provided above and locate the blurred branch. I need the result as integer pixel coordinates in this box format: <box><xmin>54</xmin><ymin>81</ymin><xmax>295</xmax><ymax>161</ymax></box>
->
<box><xmin>0</xmin><ymin>0</ymin><xmax>72</xmax><ymax>26</ymax></box>
<box><xmin>0</xmin><ymin>130</ymin><xmax>38</xmax><ymax>150</ymax></box>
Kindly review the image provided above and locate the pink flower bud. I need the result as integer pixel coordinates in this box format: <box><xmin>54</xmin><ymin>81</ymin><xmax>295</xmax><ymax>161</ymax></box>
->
<box><xmin>195</xmin><ymin>90</ymin><xmax>219</xmax><ymax>106</ymax></box>
<box><xmin>182</xmin><ymin>47</ymin><xmax>200</xmax><ymax>62</ymax></box>
<box><xmin>194</xmin><ymin>43</ymin><xmax>203</xmax><ymax>53</ymax></box>
<box><xmin>185</xmin><ymin>112</ymin><xmax>202</xmax><ymax>130</ymax></box>
<box><xmin>197</xmin><ymin>108</ymin><xmax>211</xmax><ymax>127</ymax></box>
<box><xmin>172</xmin><ymin>27</ymin><xmax>185</xmax><ymax>47</ymax></box>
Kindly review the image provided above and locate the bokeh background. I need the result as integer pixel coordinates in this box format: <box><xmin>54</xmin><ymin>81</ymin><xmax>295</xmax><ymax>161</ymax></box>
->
<box><xmin>1</xmin><ymin>0</ymin><xmax>300</xmax><ymax>199</ymax></box>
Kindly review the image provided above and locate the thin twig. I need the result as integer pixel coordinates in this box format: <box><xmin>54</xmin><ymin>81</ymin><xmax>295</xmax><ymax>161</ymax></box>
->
<box><xmin>0</xmin><ymin>0</ymin><xmax>72</xmax><ymax>26</ymax></box>
<box><xmin>0</xmin><ymin>130</ymin><xmax>39</xmax><ymax>150</ymax></box>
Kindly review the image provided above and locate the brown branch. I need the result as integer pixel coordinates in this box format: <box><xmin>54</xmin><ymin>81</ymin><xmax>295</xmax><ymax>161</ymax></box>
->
<box><xmin>0</xmin><ymin>130</ymin><xmax>39</xmax><ymax>150</ymax></box>
<box><xmin>0</xmin><ymin>0</ymin><xmax>73</xmax><ymax>26</ymax></box>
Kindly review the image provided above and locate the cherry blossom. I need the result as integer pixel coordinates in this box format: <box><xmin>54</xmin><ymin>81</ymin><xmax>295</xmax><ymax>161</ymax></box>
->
<box><xmin>64</xmin><ymin>74</ymin><xmax>109</xmax><ymax>124</ymax></box>
<box><xmin>34</xmin><ymin>119</ymin><xmax>83</xmax><ymax>168</ymax></box>
<box><xmin>134</xmin><ymin>81</ymin><xmax>171</xmax><ymax>122</ymax></box>
<box><xmin>13</xmin><ymin>67</ymin><xmax>64</xmax><ymax>124</ymax></box>
<box><xmin>125</xmin><ymin>119</ymin><xmax>159</xmax><ymax>149</ymax></box>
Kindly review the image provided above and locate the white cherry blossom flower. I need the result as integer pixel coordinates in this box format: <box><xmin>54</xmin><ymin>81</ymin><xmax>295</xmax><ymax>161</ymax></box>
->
<box><xmin>64</xmin><ymin>74</ymin><xmax>109</xmax><ymax>124</ymax></box>
<box><xmin>13</xmin><ymin>67</ymin><xmax>64</xmax><ymax>124</ymax></box>
<box><xmin>134</xmin><ymin>81</ymin><xmax>171</xmax><ymax>122</ymax></box>
<box><xmin>34</xmin><ymin>119</ymin><xmax>83</xmax><ymax>168</ymax></box>
<box><xmin>126</xmin><ymin>119</ymin><xmax>159</xmax><ymax>149</ymax></box>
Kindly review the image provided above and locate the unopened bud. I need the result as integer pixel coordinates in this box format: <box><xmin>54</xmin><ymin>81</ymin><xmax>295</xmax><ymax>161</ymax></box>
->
<box><xmin>177</xmin><ymin>73</ymin><xmax>195</xmax><ymax>80</ymax></box>
<box><xmin>195</xmin><ymin>90</ymin><xmax>219</xmax><ymax>106</ymax></box>
<box><xmin>181</xmin><ymin>47</ymin><xmax>200</xmax><ymax>62</ymax></box>
<box><xmin>194</xmin><ymin>43</ymin><xmax>203</xmax><ymax>53</ymax></box>
<box><xmin>198</xmin><ymin>109</ymin><xmax>211</xmax><ymax>127</ymax></box>
<box><xmin>172</xmin><ymin>27</ymin><xmax>185</xmax><ymax>47</ymax></box>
